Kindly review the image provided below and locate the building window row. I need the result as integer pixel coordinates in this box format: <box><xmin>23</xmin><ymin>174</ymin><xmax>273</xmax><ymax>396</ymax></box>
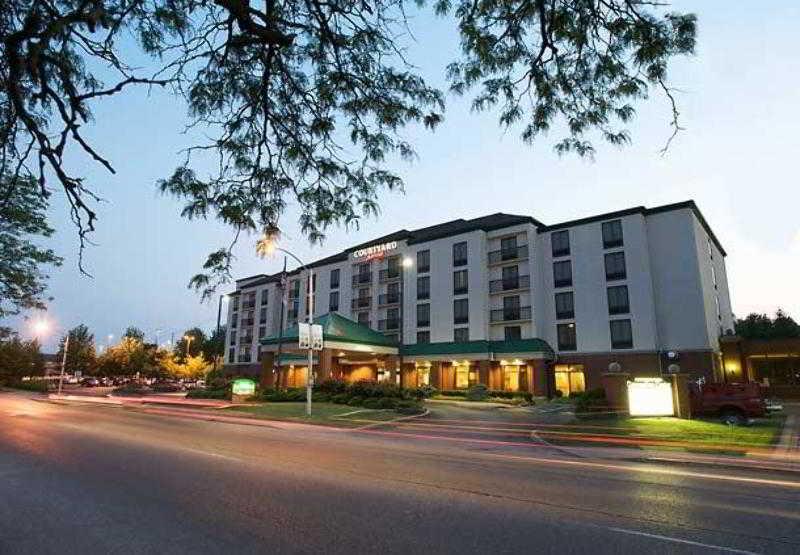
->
<box><xmin>453</xmin><ymin>241</ymin><xmax>468</xmax><ymax>267</ymax></box>
<box><xmin>602</xmin><ymin>219</ymin><xmax>624</xmax><ymax>249</ymax></box>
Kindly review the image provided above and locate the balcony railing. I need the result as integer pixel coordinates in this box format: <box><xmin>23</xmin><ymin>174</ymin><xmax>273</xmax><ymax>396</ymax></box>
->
<box><xmin>488</xmin><ymin>244</ymin><xmax>529</xmax><ymax>265</ymax></box>
<box><xmin>489</xmin><ymin>274</ymin><xmax>530</xmax><ymax>293</ymax></box>
<box><xmin>351</xmin><ymin>297</ymin><xmax>372</xmax><ymax>310</ymax></box>
<box><xmin>490</xmin><ymin>306</ymin><xmax>532</xmax><ymax>323</ymax></box>
<box><xmin>242</xmin><ymin>301</ymin><xmax>256</xmax><ymax>310</ymax></box>
<box><xmin>352</xmin><ymin>273</ymin><xmax>372</xmax><ymax>286</ymax></box>
<box><xmin>378</xmin><ymin>292</ymin><xmax>401</xmax><ymax>307</ymax></box>
<box><xmin>378</xmin><ymin>318</ymin><xmax>400</xmax><ymax>331</ymax></box>
<box><xmin>379</xmin><ymin>268</ymin><xmax>401</xmax><ymax>282</ymax></box>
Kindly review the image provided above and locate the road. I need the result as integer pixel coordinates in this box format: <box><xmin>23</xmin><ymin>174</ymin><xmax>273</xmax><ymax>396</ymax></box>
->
<box><xmin>1</xmin><ymin>392</ymin><xmax>799</xmax><ymax>554</ymax></box>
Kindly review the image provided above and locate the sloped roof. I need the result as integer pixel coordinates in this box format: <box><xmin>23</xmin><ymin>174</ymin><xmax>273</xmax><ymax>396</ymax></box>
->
<box><xmin>261</xmin><ymin>313</ymin><xmax>397</xmax><ymax>348</ymax></box>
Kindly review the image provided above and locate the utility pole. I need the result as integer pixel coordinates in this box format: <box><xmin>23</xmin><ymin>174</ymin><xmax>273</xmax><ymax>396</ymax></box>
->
<box><xmin>274</xmin><ymin>257</ymin><xmax>287</xmax><ymax>387</ymax></box>
<box><xmin>58</xmin><ymin>333</ymin><xmax>69</xmax><ymax>395</ymax></box>
<box><xmin>306</xmin><ymin>266</ymin><xmax>314</xmax><ymax>417</ymax></box>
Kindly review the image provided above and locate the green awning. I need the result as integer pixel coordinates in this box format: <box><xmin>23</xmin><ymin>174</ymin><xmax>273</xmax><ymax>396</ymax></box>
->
<box><xmin>261</xmin><ymin>312</ymin><xmax>398</xmax><ymax>349</ymax></box>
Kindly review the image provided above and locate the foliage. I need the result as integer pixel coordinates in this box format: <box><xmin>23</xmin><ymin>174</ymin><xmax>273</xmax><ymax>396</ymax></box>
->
<box><xmin>186</xmin><ymin>387</ymin><xmax>230</xmax><ymax>400</ymax></box>
<box><xmin>316</xmin><ymin>378</ymin><xmax>349</xmax><ymax>395</ymax></box>
<box><xmin>9</xmin><ymin>379</ymin><xmax>48</xmax><ymax>392</ymax></box>
<box><xmin>95</xmin><ymin>337</ymin><xmax>163</xmax><ymax>378</ymax></box>
<box><xmin>465</xmin><ymin>383</ymin><xmax>490</xmax><ymax>401</ymax></box>
<box><xmin>0</xmin><ymin>0</ymin><xmax>696</xmax><ymax>297</ymax></box>
<box><xmin>0</xmin><ymin>328</ymin><xmax>43</xmax><ymax>384</ymax></box>
<box><xmin>202</xmin><ymin>325</ymin><xmax>226</xmax><ymax>363</ymax></box>
<box><xmin>572</xmin><ymin>387</ymin><xmax>607</xmax><ymax>414</ymax></box>
<box><xmin>735</xmin><ymin>310</ymin><xmax>800</xmax><ymax>340</ymax></box>
<box><xmin>123</xmin><ymin>326</ymin><xmax>146</xmax><ymax>343</ymax></box>
<box><xmin>57</xmin><ymin>324</ymin><xmax>97</xmax><ymax>375</ymax></box>
<box><xmin>113</xmin><ymin>383</ymin><xmax>152</xmax><ymax>396</ymax></box>
<box><xmin>395</xmin><ymin>399</ymin><xmax>425</xmax><ymax>415</ymax></box>
<box><xmin>160</xmin><ymin>352</ymin><xmax>212</xmax><ymax>380</ymax></box>
<box><xmin>0</xmin><ymin>173</ymin><xmax>62</xmax><ymax>317</ymax></box>
<box><xmin>175</xmin><ymin>328</ymin><xmax>207</xmax><ymax>360</ymax></box>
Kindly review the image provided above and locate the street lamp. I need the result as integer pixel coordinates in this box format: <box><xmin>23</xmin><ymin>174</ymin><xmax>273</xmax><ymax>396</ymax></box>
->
<box><xmin>398</xmin><ymin>256</ymin><xmax>413</xmax><ymax>387</ymax></box>
<box><xmin>257</xmin><ymin>230</ymin><xmax>315</xmax><ymax>417</ymax></box>
<box><xmin>32</xmin><ymin>319</ymin><xmax>69</xmax><ymax>395</ymax></box>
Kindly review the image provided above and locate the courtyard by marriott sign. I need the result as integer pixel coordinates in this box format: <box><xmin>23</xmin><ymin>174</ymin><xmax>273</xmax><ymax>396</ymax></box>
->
<box><xmin>351</xmin><ymin>241</ymin><xmax>397</xmax><ymax>261</ymax></box>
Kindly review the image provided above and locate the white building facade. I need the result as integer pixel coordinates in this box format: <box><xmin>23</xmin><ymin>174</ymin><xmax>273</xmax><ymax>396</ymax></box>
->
<box><xmin>225</xmin><ymin>201</ymin><xmax>734</xmax><ymax>395</ymax></box>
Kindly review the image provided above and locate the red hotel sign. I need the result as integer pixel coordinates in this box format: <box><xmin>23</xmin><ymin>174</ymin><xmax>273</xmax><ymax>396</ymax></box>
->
<box><xmin>351</xmin><ymin>241</ymin><xmax>398</xmax><ymax>262</ymax></box>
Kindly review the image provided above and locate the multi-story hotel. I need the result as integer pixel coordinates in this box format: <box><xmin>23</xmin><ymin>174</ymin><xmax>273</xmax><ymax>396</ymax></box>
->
<box><xmin>225</xmin><ymin>200</ymin><xmax>734</xmax><ymax>396</ymax></box>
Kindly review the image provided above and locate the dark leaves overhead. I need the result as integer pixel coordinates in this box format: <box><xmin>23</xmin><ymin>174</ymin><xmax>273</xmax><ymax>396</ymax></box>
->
<box><xmin>1</xmin><ymin>0</ymin><xmax>695</xmax><ymax>301</ymax></box>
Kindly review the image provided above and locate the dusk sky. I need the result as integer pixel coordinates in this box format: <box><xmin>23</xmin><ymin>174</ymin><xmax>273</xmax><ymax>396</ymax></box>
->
<box><xmin>10</xmin><ymin>0</ymin><xmax>799</xmax><ymax>350</ymax></box>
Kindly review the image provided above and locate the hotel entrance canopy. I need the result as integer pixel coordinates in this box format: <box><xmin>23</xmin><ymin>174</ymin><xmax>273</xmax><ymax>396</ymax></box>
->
<box><xmin>260</xmin><ymin>313</ymin><xmax>399</xmax><ymax>356</ymax></box>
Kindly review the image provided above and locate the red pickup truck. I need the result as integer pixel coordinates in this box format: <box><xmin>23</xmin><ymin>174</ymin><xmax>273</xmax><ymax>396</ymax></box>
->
<box><xmin>688</xmin><ymin>382</ymin><xmax>767</xmax><ymax>425</ymax></box>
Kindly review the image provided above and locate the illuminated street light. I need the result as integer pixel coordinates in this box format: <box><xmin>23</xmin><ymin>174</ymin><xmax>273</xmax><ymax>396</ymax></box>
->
<box><xmin>401</xmin><ymin>256</ymin><xmax>413</xmax><ymax>268</ymax></box>
<box><xmin>32</xmin><ymin>319</ymin><xmax>50</xmax><ymax>337</ymax></box>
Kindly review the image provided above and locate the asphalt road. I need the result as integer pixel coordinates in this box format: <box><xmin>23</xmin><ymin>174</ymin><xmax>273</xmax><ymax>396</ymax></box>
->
<box><xmin>2</xmin><ymin>392</ymin><xmax>799</xmax><ymax>554</ymax></box>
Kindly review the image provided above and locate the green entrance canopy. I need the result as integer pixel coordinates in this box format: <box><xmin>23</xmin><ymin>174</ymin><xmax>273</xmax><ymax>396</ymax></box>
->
<box><xmin>261</xmin><ymin>312</ymin><xmax>398</xmax><ymax>350</ymax></box>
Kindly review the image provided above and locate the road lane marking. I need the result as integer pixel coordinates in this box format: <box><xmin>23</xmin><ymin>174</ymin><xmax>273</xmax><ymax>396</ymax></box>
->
<box><xmin>602</xmin><ymin>526</ymin><xmax>760</xmax><ymax>555</ymax></box>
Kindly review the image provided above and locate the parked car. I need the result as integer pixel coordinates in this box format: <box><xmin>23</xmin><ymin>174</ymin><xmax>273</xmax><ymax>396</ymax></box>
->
<box><xmin>688</xmin><ymin>382</ymin><xmax>767</xmax><ymax>425</ymax></box>
<box><xmin>80</xmin><ymin>377</ymin><xmax>99</xmax><ymax>387</ymax></box>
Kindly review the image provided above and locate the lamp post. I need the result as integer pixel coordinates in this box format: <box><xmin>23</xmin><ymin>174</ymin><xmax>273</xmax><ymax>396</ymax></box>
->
<box><xmin>257</xmin><ymin>234</ymin><xmax>315</xmax><ymax>417</ymax></box>
<box><xmin>398</xmin><ymin>256</ymin><xmax>414</xmax><ymax>387</ymax></box>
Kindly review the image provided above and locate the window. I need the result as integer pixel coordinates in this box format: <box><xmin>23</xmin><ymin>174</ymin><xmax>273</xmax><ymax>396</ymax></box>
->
<box><xmin>231</xmin><ymin>317</ymin><xmax>238</xmax><ymax>329</ymax></box>
<box><xmin>330</xmin><ymin>268</ymin><xmax>340</xmax><ymax>289</ymax></box>
<box><xmin>329</xmin><ymin>291</ymin><xmax>339</xmax><ymax>312</ymax></box>
<box><xmin>259</xmin><ymin>307</ymin><xmax>268</xmax><ymax>324</ymax></box>
<box><xmin>553</xmin><ymin>260</ymin><xmax>573</xmax><ymax>288</ymax></box>
<box><xmin>551</xmin><ymin>230</ymin><xmax>570</xmax><ymax>257</ymax></box>
<box><xmin>602</xmin><ymin>220</ymin><xmax>624</xmax><ymax>248</ymax></box>
<box><xmin>454</xmin><ymin>298</ymin><xmax>469</xmax><ymax>325</ymax></box>
<box><xmin>715</xmin><ymin>295</ymin><xmax>722</xmax><ymax>321</ymax></box>
<box><xmin>610</xmin><ymin>319</ymin><xmax>633</xmax><ymax>349</ymax></box>
<box><xmin>503</xmin><ymin>295</ymin><xmax>521</xmax><ymax>321</ymax></box>
<box><xmin>554</xmin><ymin>364</ymin><xmax>585</xmax><ymax>397</ymax></box>
<box><xmin>502</xmin><ymin>265</ymin><xmax>519</xmax><ymax>289</ymax></box>
<box><xmin>229</xmin><ymin>331</ymin><xmax>237</xmax><ymax>345</ymax></box>
<box><xmin>290</xmin><ymin>279</ymin><xmax>300</xmax><ymax>298</ymax></box>
<box><xmin>711</xmin><ymin>266</ymin><xmax>717</xmax><ymax>288</ymax></box>
<box><xmin>417</xmin><ymin>250</ymin><xmax>430</xmax><ymax>273</ymax></box>
<box><xmin>453</xmin><ymin>269</ymin><xmax>468</xmax><ymax>295</ymax></box>
<box><xmin>500</xmin><ymin>236</ymin><xmax>518</xmax><ymax>259</ymax></box>
<box><xmin>454</xmin><ymin>328</ymin><xmax>469</xmax><ymax>343</ymax></box>
<box><xmin>417</xmin><ymin>276</ymin><xmax>430</xmax><ymax>300</ymax></box>
<box><xmin>232</xmin><ymin>296</ymin><xmax>240</xmax><ymax>311</ymax></box>
<box><xmin>607</xmin><ymin>286</ymin><xmax>629</xmax><ymax>315</ymax></box>
<box><xmin>504</xmin><ymin>326</ymin><xmax>522</xmax><ymax>341</ymax></box>
<box><xmin>707</xmin><ymin>237</ymin><xmax>714</xmax><ymax>259</ymax></box>
<box><xmin>555</xmin><ymin>292</ymin><xmax>574</xmax><ymax>319</ymax></box>
<box><xmin>387</xmin><ymin>256</ymin><xmax>400</xmax><ymax>276</ymax></box>
<box><xmin>604</xmin><ymin>252</ymin><xmax>626</xmax><ymax>281</ymax></box>
<box><xmin>557</xmin><ymin>323</ymin><xmax>577</xmax><ymax>351</ymax></box>
<box><xmin>261</xmin><ymin>290</ymin><xmax>269</xmax><ymax>305</ymax></box>
<box><xmin>259</xmin><ymin>326</ymin><xmax>267</xmax><ymax>339</ymax></box>
<box><xmin>453</xmin><ymin>241</ymin><xmax>468</xmax><ymax>267</ymax></box>
<box><xmin>357</xmin><ymin>311</ymin><xmax>369</xmax><ymax>326</ymax></box>
<box><xmin>416</xmin><ymin>331</ymin><xmax>430</xmax><ymax>344</ymax></box>
<box><xmin>417</xmin><ymin>304</ymin><xmax>430</xmax><ymax>327</ymax></box>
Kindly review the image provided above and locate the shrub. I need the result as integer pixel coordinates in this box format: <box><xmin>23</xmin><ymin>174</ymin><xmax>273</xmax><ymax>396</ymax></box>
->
<box><xmin>395</xmin><ymin>400</ymin><xmax>425</xmax><ymax>415</ymax></box>
<box><xmin>405</xmin><ymin>385</ymin><xmax>436</xmax><ymax>400</ymax></box>
<box><xmin>113</xmin><ymin>383</ymin><xmax>151</xmax><ymax>396</ymax></box>
<box><xmin>362</xmin><ymin>397</ymin><xmax>382</xmax><ymax>409</ymax></box>
<box><xmin>573</xmin><ymin>388</ymin><xmax>607</xmax><ymax>414</ymax></box>
<box><xmin>437</xmin><ymin>390</ymin><xmax>467</xmax><ymax>397</ymax></box>
<box><xmin>348</xmin><ymin>379</ymin><xmax>402</xmax><ymax>399</ymax></box>
<box><xmin>466</xmin><ymin>384</ymin><xmax>490</xmax><ymax>401</ymax></box>
<box><xmin>347</xmin><ymin>396</ymin><xmax>364</xmax><ymax>407</ymax></box>
<box><xmin>377</xmin><ymin>397</ymin><xmax>398</xmax><ymax>409</ymax></box>
<box><xmin>331</xmin><ymin>393</ymin><xmax>350</xmax><ymax>404</ymax></box>
<box><xmin>312</xmin><ymin>392</ymin><xmax>331</xmax><ymax>403</ymax></box>
<box><xmin>10</xmin><ymin>380</ymin><xmax>48</xmax><ymax>393</ymax></box>
<box><xmin>187</xmin><ymin>388</ymin><xmax>230</xmax><ymax>400</ymax></box>
<box><xmin>261</xmin><ymin>388</ymin><xmax>306</xmax><ymax>402</ymax></box>
<box><xmin>316</xmin><ymin>378</ymin><xmax>348</xmax><ymax>395</ymax></box>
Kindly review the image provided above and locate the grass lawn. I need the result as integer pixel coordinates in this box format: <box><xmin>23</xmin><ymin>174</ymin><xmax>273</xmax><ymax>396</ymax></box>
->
<box><xmin>536</xmin><ymin>414</ymin><xmax>786</xmax><ymax>454</ymax></box>
<box><xmin>225</xmin><ymin>402</ymin><xmax>407</xmax><ymax>428</ymax></box>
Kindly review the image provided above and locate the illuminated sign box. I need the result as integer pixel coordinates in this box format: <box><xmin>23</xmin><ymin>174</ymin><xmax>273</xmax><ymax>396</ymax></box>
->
<box><xmin>627</xmin><ymin>378</ymin><xmax>674</xmax><ymax>417</ymax></box>
<box><xmin>351</xmin><ymin>241</ymin><xmax>398</xmax><ymax>261</ymax></box>
<box><xmin>232</xmin><ymin>378</ymin><xmax>256</xmax><ymax>396</ymax></box>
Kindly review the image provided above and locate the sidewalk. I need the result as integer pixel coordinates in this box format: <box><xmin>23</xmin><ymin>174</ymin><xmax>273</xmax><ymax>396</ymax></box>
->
<box><xmin>47</xmin><ymin>393</ymin><xmax>234</xmax><ymax>409</ymax></box>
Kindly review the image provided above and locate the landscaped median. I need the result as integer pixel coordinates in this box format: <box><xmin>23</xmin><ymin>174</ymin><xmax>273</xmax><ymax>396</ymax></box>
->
<box><xmin>188</xmin><ymin>377</ymin><xmax>427</xmax><ymax>427</ymax></box>
<box><xmin>533</xmin><ymin>414</ymin><xmax>786</xmax><ymax>455</ymax></box>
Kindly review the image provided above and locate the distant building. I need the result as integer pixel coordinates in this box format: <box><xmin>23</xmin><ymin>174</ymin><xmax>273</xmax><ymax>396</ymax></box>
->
<box><xmin>225</xmin><ymin>200</ymin><xmax>733</xmax><ymax>396</ymax></box>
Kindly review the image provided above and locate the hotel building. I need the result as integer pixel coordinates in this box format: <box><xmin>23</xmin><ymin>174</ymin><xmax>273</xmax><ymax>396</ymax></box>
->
<box><xmin>224</xmin><ymin>200</ymin><xmax>734</xmax><ymax>396</ymax></box>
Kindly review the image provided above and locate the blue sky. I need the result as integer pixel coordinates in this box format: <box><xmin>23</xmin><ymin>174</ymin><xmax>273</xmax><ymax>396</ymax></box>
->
<box><xmin>10</xmin><ymin>1</ymin><xmax>800</xmax><ymax>350</ymax></box>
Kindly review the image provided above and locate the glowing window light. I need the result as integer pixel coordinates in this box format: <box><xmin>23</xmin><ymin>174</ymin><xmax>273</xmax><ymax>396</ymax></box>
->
<box><xmin>627</xmin><ymin>378</ymin><xmax>674</xmax><ymax>417</ymax></box>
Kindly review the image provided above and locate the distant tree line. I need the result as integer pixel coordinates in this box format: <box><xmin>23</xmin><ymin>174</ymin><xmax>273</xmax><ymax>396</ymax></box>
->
<box><xmin>734</xmin><ymin>310</ymin><xmax>800</xmax><ymax>340</ymax></box>
<box><xmin>0</xmin><ymin>322</ymin><xmax>226</xmax><ymax>386</ymax></box>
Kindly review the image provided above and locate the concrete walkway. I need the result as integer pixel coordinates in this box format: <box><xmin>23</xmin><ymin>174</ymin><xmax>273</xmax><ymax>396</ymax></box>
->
<box><xmin>776</xmin><ymin>402</ymin><xmax>800</xmax><ymax>453</ymax></box>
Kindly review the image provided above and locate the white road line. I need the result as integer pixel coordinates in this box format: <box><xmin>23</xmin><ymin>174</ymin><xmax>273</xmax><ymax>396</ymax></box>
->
<box><xmin>603</xmin><ymin>526</ymin><xmax>761</xmax><ymax>555</ymax></box>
